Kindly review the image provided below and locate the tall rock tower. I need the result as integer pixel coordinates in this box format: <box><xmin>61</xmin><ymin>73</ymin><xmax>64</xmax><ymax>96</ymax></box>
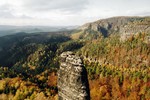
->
<box><xmin>57</xmin><ymin>51</ymin><xmax>90</xmax><ymax>100</ymax></box>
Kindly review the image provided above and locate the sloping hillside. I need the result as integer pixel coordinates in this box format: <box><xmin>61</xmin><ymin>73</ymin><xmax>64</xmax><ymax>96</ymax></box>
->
<box><xmin>71</xmin><ymin>16</ymin><xmax>150</xmax><ymax>40</ymax></box>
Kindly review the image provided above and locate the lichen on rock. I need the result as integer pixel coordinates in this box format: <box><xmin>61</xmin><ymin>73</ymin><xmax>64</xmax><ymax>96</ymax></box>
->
<box><xmin>57</xmin><ymin>51</ymin><xmax>90</xmax><ymax>100</ymax></box>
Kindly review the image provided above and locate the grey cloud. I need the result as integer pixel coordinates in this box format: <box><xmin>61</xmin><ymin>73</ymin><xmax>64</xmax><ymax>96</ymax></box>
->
<box><xmin>23</xmin><ymin>0</ymin><xmax>88</xmax><ymax>12</ymax></box>
<box><xmin>0</xmin><ymin>4</ymin><xmax>33</xmax><ymax>19</ymax></box>
<box><xmin>0</xmin><ymin>4</ymin><xmax>15</xmax><ymax>18</ymax></box>
<box><xmin>0</xmin><ymin>4</ymin><xmax>11</xmax><ymax>11</ymax></box>
<box><xmin>0</xmin><ymin>11</ymin><xmax>15</xmax><ymax>18</ymax></box>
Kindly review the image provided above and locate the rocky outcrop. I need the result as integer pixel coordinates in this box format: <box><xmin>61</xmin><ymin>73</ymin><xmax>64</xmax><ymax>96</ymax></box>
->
<box><xmin>76</xmin><ymin>16</ymin><xmax>150</xmax><ymax>40</ymax></box>
<box><xmin>57</xmin><ymin>51</ymin><xmax>90</xmax><ymax>100</ymax></box>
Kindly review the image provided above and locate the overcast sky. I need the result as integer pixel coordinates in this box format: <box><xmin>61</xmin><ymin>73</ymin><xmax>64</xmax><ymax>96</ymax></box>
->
<box><xmin>0</xmin><ymin>0</ymin><xmax>150</xmax><ymax>26</ymax></box>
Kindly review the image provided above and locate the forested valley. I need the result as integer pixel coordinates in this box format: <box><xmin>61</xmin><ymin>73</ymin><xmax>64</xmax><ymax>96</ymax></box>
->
<box><xmin>0</xmin><ymin>17</ymin><xmax>150</xmax><ymax>100</ymax></box>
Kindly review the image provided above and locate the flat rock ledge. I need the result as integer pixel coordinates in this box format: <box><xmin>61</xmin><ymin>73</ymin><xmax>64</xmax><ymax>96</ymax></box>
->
<box><xmin>57</xmin><ymin>51</ymin><xmax>90</xmax><ymax>100</ymax></box>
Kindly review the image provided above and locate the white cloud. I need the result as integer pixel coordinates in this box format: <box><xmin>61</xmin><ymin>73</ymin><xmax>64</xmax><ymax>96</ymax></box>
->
<box><xmin>0</xmin><ymin>0</ymin><xmax>149</xmax><ymax>26</ymax></box>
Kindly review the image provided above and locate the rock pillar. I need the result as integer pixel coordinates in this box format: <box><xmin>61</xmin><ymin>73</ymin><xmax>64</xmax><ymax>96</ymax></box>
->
<box><xmin>57</xmin><ymin>51</ymin><xmax>90</xmax><ymax>100</ymax></box>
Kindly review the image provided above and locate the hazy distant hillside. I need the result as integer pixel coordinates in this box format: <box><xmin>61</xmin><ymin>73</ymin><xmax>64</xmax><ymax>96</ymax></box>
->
<box><xmin>71</xmin><ymin>16</ymin><xmax>150</xmax><ymax>40</ymax></box>
<box><xmin>0</xmin><ymin>25</ymin><xmax>78</xmax><ymax>37</ymax></box>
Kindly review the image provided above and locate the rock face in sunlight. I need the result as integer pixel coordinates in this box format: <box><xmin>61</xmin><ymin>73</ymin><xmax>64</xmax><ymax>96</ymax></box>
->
<box><xmin>57</xmin><ymin>51</ymin><xmax>90</xmax><ymax>100</ymax></box>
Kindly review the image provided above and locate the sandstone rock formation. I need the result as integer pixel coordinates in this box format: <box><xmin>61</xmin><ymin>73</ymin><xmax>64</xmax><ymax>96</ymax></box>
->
<box><xmin>74</xmin><ymin>16</ymin><xmax>150</xmax><ymax>40</ymax></box>
<box><xmin>57</xmin><ymin>51</ymin><xmax>90</xmax><ymax>100</ymax></box>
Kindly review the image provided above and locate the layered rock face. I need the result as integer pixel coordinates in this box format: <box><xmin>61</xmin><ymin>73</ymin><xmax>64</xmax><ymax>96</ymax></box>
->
<box><xmin>78</xmin><ymin>17</ymin><xmax>150</xmax><ymax>40</ymax></box>
<box><xmin>57</xmin><ymin>51</ymin><xmax>90</xmax><ymax>100</ymax></box>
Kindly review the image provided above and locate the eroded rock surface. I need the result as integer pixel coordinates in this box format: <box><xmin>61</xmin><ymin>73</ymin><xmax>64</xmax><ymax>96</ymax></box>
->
<box><xmin>78</xmin><ymin>17</ymin><xmax>150</xmax><ymax>40</ymax></box>
<box><xmin>57</xmin><ymin>51</ymin><xmax>90</xmax><ymax>100</ymax></box>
